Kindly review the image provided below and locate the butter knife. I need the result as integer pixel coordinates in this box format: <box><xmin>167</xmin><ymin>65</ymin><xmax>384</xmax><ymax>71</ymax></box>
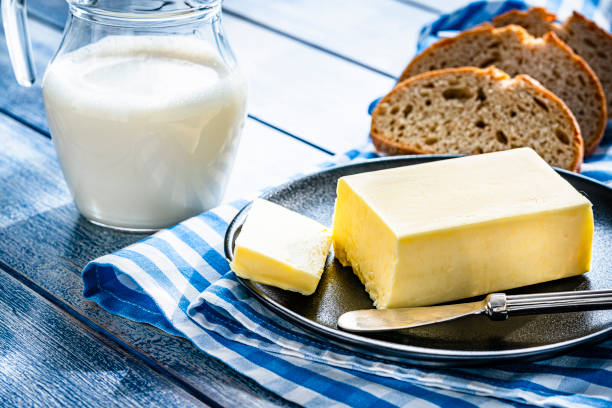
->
<box><xmin>337</xmin><ymin>289</ymin><xmax>612</xmax><ymax>333</ymax></box>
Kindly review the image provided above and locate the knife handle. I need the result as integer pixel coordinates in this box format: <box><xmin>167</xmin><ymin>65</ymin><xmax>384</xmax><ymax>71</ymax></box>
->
<box><xmin>485</xmin><ymin>289</ymin><xmax>612</xmax><ymax>320</ymax></box>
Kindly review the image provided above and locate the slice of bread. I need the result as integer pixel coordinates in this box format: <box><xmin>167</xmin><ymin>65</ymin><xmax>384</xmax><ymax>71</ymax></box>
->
<box><xmin>400</xmin><ymin>24</ymin><xmax>606</xmax><ymax>157</ymax></box>
<box><xmin>493</xmin><ymin>7</ymin><xmax>612</xmax><ymax>119</ymax></box>
<box><xmin>371</xmin><ymin>67</ymin><xmax>583</xmax><ymax>171</ymax></box>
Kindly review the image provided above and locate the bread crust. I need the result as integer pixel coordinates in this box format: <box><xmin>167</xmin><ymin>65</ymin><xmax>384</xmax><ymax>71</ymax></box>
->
<box><xmin>500</xmin><ymin>6</ymin><xmax>555</xmax><ymax>20</ymax></box>
<box><xmin>493</xmin><ymin>7</ymin><xmax>612</xmax><ymax>48</ymax></box>
<box><xmin>567</xmin><ymin>11</ymin><xmax>612</xmax><ymax>122</ymax></box>
<box><xmin>399</xmin><ymin>24</ymin><xmax>497</xmax><ymax>82</ymax></box>
<box><xmin>371</xmin><ymin>67</ymin><xmax>584</xmax><ymax>172</ymax></box>
<box><xmin>399</xmin><ymin>24</ymin><xmax>606</xmax><ymax>158</ymax></box>
<box><xmin>515</xmin><ymin>73</ymin><xmax>583</xmax><ymax>171</ymax></box>
<box><xmin>492</xmin><ymin>7</ymin><xmax>557</xmax><ymax>29</ymax></box>
<box><xmin>494</xmin><ymin>7</ymin><xmax>612</xmax><ymax>122</ymax></box>
<box><xmin>541</xmin><ymin>31</ymin><xmax>606</xmax><ymax>156</ymax></box>
<box><xmin>569</xmin><ymin>10</ymin><xmax>612</xmax><ymax>43</ymax></box>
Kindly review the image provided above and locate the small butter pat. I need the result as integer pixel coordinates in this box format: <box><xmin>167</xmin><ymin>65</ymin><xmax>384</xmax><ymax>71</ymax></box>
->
<box><xmin>332</xmin><ymin>148</ymin><xmax>593</xmax><ymax>309</ymax></box>
<box><xmin>230</xmin><ymin>199</ymin><xmax>332</xmax><ymax>295</ymax></box>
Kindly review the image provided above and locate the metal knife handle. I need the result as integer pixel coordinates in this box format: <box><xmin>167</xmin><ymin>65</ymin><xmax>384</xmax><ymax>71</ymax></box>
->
<box><xmin>486</xmin><ymin>290</ymin><xmax>612</xmax><ymax>320</ymax></box>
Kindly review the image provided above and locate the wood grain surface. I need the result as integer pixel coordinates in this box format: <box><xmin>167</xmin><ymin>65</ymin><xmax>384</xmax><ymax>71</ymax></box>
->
<box><xmin>225</xmin><ymin>15</ymin><xmax>394</xmax><ymax>153</ymax></box>
<box><xmin>0</xmin><ymin>18</ymin><xmax>56</xmax><ymax>133</ymax></box>
<box><xmin>224</xmin><ymin>0</ymin><xmax>436</xmax><ymax>76</ymax></box>
<box><xmin>0</xmin><ymin>267</ymin><xmax>207</xmax><ymax>408</ymax></box>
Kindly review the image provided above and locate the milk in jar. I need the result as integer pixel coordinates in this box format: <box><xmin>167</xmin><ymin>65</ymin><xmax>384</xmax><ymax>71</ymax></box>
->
<box><xmin>42</xmin><ymin>35</ymin><xmax>247</xmax><ymax>230</ymax></box>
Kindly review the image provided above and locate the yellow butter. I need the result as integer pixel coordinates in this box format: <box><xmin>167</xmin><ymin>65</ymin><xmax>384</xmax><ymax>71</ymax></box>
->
<box><xmin>331</xmin><ymin>148</ymin><xmax>593</xmax><ymax>309</ymax></box>
<box><xmin>230</xmin><ymin>199</ymin><xmax>332</xmax><ymax>295</ymax></box>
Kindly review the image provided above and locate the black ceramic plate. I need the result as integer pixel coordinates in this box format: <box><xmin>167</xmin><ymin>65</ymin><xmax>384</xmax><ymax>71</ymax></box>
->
<box><xmin>224</xmin><ymin>156</ymin><xmax>612</xmax><ymax>366</ymax></box>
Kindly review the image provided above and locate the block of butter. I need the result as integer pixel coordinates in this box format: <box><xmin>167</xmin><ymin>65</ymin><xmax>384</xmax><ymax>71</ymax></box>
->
<box><xmin>332</xmin><ymin>148</ymin><xmax>593</xmax><ymax>309</ymax></box>
<box><xmin>230</xmin><ymin>199</ymin><xmax>332</xmax><ymax>295</ymax></box>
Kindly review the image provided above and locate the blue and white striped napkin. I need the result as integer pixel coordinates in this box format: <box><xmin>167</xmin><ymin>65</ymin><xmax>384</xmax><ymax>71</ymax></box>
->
<box><xmin>82</xmin><ymin>1</ymin><xmax>612</xmax><ymax>407</ymax></box>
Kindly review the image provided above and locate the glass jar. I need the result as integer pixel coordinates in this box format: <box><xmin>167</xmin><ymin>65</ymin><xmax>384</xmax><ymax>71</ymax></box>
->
<box><xmin>2</xmin><ymin>0</ymin><xmax>248</xmax><ymax>231</ymax></box>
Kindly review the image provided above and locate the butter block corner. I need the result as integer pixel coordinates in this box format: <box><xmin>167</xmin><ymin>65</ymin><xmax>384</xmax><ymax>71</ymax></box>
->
<box><xmin>230</xmin><ymin>199</ymin><xmax>331</xmax><ymax>295</ymax></box>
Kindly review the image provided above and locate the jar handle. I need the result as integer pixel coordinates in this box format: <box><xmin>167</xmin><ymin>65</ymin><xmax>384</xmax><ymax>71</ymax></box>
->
<box><xmin>1</xmin><ymin>0</ymin><xmax>36</xmax><ymax>86</ymax></box>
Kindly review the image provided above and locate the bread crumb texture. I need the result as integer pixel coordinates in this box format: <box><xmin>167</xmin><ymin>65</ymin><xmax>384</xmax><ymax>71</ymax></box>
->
<box><xmin>493</xmin><ymin>7</ymin><xmax>612</xmax><ymax>120</ymax></box>
<box><xmin>372</xmin><ymin>67</ymin><xmax>583</xmax><ymax>171</ymax></box>
<box><xmin>401</xmin><ymin>24</ymin><xmax>606</xmax><ymax>157</ymax></box>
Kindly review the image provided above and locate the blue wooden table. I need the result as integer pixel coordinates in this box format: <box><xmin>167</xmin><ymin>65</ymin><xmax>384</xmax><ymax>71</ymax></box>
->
<box><xmin>0</xmin><ymin>1</ymin><xmax>468</xmax><ymax>406</ymax></box>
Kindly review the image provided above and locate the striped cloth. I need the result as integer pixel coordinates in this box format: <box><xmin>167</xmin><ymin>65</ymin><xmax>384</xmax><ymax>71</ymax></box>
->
<box><xmin>82</xmin><ymin>1</ymin><xmax>612</xmax><ymax>407</ymax></box>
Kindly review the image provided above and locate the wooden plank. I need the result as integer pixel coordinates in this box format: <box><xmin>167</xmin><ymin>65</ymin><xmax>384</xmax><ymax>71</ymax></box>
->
<box><xmin>26</xmin><ymin>0</ymin><xmax>66</xmax><ymax>29</ymax></box>
<box><xmin>0</xmin><ymin>267</ymin><xmax>206</xmax><ymax>408</ymax></box>
<box><xmin>427</xmin><ymin>0</ymin><xmax>470</xmax><ymax>13</ymax></box>
<box><xmin>23</xmin><ymin>0</ymin><xmax>394</xmax><ymax>153</ymax></box>
<box><xmin>0</xmin><ymin>14</ymin><xmax>58</xmax><ymax>133</ymax></box>
<box><xmin>394</xmin><ymin>0</ymin><xmax>444</xmax><ymax>15</ymax></box>
<box><xmin>225</xmin><ymin>119</ymin><xmax>328</xmax><ymax>201</ymax></box>
<box><xmin>0</xmin><ymin>112</ymin><xmax>295</xmax><ymax>408</ymax></box>
<box><xmin>425</xmin><ymin>0</ymin><xmax>544</xmax><ymax>15</ymax></box>
<box><xmin>0</xmin><ymin>111</ymin><xmax>70</xmax><ymax>228</ymax></box>
<box><xmin>223</xmin><ymin>15</ymin><xmax>393</xmax><ymax>153</ymax></box>
<box><xmin>224</xmin><ymin>0</ymin><xmax>437</xmax><ymax>76</ymax></box>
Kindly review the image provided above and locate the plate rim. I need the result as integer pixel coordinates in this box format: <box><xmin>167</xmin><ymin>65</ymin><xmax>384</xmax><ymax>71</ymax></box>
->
<box><xmin>224</xmin><ymin>155</ymin><xmax>612</xmax><ymax>365</ymax></box>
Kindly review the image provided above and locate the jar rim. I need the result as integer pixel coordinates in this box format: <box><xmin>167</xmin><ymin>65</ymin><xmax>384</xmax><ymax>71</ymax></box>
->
<box><xmin>68</xmin><ymin>0</ymin><xmax>221</xmax><ymax>26</ymax></box>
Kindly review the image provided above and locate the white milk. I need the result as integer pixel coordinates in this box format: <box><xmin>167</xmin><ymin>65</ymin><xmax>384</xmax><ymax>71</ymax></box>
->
<box><xmin>42</xmin><ymin>36</ymin><xmax>247</xmax><ymax>230</ymax></box>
